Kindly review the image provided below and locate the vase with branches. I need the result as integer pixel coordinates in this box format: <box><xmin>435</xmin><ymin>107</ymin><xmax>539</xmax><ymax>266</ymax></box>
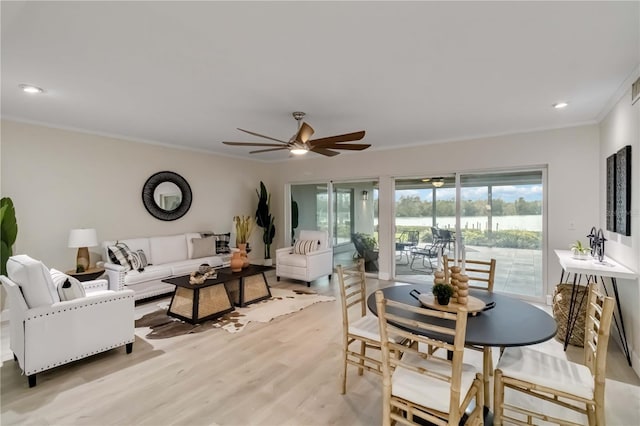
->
<box><xmin>234</xmin><ymin>215</ymin><xmax>254</xmax><ymax>246</ymax></box>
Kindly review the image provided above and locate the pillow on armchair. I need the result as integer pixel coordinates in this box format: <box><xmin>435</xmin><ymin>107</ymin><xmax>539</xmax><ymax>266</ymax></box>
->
<box><xmin>293</xmin><ymin>239</ymin><xmax>320</xmax><ymax>255</ymax></box>
<box><xmin>50</xmin><ymin>268</ymin><xmax>86</xmax><ymax>301</ymax></box>
<box><xmin>6</xmin><ymin>255</ymin><xmax>61</xmax><ymax>307</ymax></box>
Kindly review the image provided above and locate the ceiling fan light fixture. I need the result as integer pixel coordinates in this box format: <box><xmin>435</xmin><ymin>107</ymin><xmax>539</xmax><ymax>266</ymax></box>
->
<box><xmin>432</xmin><ymin>177</ymin><xmax>445</xmax><ymax>188</ymax></box>
<box><xmin>290</xmin><ymin>144</ymin><xmax>309</xmax><ymax>155</ymax></box>
<box><xmin>19</xmin><ymin>84</ymin><xmax>44</xmax><ymax>94</ymax></box>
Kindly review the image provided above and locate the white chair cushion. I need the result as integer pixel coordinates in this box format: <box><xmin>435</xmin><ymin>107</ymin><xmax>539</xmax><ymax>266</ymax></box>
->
<box><xmin>497</xmin><ymin>346</ymin><xmax>594</xmax><ymax>400</ymax></box>
<box><xmin>149</xmin><ymin>234</ymin><xmax>188</xmax><ymax>265</ymax></box>
<box><xmin>392</xmin><ymin>352</ymin><xmax>480</xmax><ymax>414</ymax></box>
<box><xmin>278</xmin><ymin>253</ymin><xmax>308</xmax><ymax>267</ymax></box>
<box><xmin>6</xmin><ymin>255</ymin><xmax>60</xmax><ymax>307</ymax></box>
<box><xmin>50</xmin><ymin>269</ymin><xmax>86</xmax><ymax>301</ymax></box>
<box><xmin>350</xmin><ymin>315</ymin><xmax>404</xmax><ymax>343</ymax></box>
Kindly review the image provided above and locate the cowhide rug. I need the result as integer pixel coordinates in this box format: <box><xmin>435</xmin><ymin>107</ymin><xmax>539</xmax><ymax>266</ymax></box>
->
<box><xmin>135</xmin><ymin>287</ymin><xmax>335</xmax><ymax>339</ymax></box>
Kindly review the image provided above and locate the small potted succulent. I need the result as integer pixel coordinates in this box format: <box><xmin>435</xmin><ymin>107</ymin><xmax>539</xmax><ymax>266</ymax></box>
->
<box><xmin>432</xmin><ymin>283</ymin><xmax>454</xmax><ymax>306</ymax></box>
<box><xmin>570</xmin><ymin>240</ymin><xmax>591</xmax><ymax>260</ymax></box>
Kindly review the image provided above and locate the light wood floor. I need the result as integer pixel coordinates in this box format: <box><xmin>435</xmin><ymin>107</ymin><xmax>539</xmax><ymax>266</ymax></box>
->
<box><xmin>1</xmin><ymin>272</ymin><xmax>639</xmax><ymax>425</ymax></box>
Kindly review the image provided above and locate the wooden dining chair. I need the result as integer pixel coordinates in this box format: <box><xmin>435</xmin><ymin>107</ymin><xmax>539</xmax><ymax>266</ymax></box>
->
<box><xmin>442</xmin><ymin>255</ymin><xmax>496</xmax><ymax>292</ymax></box>
<box><xmin>494</xmin><ymin>283</ymin><xmax>614</xmax><ymax>426</ymax></box>
<box><xmin>336</xmin><ymin>260</ymin><xmax>404</xmax><ymax>394</ymax></box>
<box><xmin>375</xmin><ymin>290</ymin><xmax>484</xmax><ymax>425</ymax></box>
<box><xmin>442</xmin><ymin>254</ymin><xmax>498</xmax><ymax>399</ymax></box>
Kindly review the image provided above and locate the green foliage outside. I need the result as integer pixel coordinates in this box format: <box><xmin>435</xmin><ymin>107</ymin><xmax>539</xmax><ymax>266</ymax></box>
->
<box><xmin>394</xmin><ymin>196</ymin><xmax>542</xmax><ymax>217</ymax></box>
<box><xmin>394</xmin><ymin>225</ymin><xmax>541</xmax><ymax>249</ymax></box>
<box><xmin>1</xmin><ymin>197</ymin><xmax>18</xmax><ymax>276</ymax></box>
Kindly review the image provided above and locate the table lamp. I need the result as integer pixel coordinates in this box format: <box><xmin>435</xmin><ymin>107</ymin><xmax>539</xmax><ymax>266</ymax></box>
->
<box><xmin>68</xmin><ymin>228</ymin><xmax>98</xmax><ymax>272</ymax></box>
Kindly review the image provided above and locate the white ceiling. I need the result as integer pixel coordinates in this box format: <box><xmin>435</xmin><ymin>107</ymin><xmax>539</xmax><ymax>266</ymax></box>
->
<box><xmin>2</xmin><ymin>1</ymin><xmax>639</xmax><ymax>161</ymax></box>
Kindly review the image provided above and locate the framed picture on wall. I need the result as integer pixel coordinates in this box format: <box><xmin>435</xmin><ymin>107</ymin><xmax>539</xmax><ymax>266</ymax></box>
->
<box><xmin>606</xmin><ymin>154</ymin><xmax>616</xmax><ymax>232</ymax></box>
<box><xmin>615</xmin><ymin>145</ymin><xmax>631</xmax><ymax>236</ymax></box>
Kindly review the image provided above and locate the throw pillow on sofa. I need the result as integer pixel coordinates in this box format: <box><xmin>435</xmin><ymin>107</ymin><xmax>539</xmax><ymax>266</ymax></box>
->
<box><xmin>191</xmin><ymin>236</ymin><xmax>216</xmax><ymax>258</ymax></box>
<box><xmin>107</xmin><ymin>242</ymin><xmax>134</xmax><ymax>271</ymax></box>
<box><xmin>128</xmin><ymin>249</ymin><xmax>149</xmax><ymax>272</ymax></box>
<box><xmin>293</xmin><ymin>239</ymin><xmax>320</xmax><ymax>255</ymax></box>
<box><xmin>212</xmin><ymin>232</ymin><xmax>231</xmax><ymax>254</ymax></box>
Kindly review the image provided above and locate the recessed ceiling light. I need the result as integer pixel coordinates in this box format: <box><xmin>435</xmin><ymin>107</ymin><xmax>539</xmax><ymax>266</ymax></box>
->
<box><xmin>18</xmin><ymin>84</ymin><xmax>45</xmax><ymax>94</ymax></box>
<box><xmin>553</xmin><ymin>102</ymin><xmax>568</xmax><ymax>109</ymax></box>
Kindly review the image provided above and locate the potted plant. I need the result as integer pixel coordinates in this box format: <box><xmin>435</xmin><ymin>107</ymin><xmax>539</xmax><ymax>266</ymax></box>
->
<box><xmin>432</xmin><ymin>282</ymin><xmax>454</xmax><ymax>305</ymax></box>
<box><xmin>255</xmin><ymin>181</ymin><xmax>275</xmax><ymax>265</ymax></box>
<box><xmin>570</xmin><ymin>240</ymin><xmax>591</xmax><ymax>260</ymax></box>
<box><xmin>1</xmin><ymin>197</ymin><xmax>18</xmax><ymax>276</ymax></box>
<box><xmin>233</xmin><ymin>215</ymin><xmax>254</xmax><ymax>246</ymax></box>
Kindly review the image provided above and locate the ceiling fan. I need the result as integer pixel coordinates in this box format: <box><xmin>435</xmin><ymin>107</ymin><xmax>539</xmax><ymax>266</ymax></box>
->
<box><xmin>222</xmin><ymin>112</ymin><xmax>369</xmax><ymax>157</ymax></box>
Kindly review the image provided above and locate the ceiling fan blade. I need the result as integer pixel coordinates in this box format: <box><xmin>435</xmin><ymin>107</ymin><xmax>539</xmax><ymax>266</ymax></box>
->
<box><xmin>308</xmin><ymin>130</ymin><xmax>365</xmax><ymax>146</ymax></box>
<box><xmin>237</xmin><ymin>128</ymin><xmax>288</xmax><ymax>144</ymax></box>
<box><xmin>293</xmin><ymin>122</ymin><xmax>315</xmax><ymax>144</ymax></box>
<box><xmin>318</xmin><ymin>143</ymin><xmax>371</xmax><ymax>151</ymax></box>
<box><xmin>310</xmin><ymin>147</ymin><xmax>340</xmax><ymax>157</ymax></box>
<box><xmin>249</xmin><ymin>147</ymin><xmax>289</xmax><ymax>154</ymax></box>
<box><xmin>223</xmin><ymin>141</ymin><xmax>286</xmax><ymax>147</ymax></box>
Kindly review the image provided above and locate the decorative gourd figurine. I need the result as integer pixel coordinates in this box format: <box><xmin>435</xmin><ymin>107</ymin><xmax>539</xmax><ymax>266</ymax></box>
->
<box><xmin>457</xmin><ymin>274</ymin><xmax>470</xmax><ymax>305</ymax></box>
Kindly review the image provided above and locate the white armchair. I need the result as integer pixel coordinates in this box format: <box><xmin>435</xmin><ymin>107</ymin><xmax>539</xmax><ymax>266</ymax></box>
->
<box><xmin>1</xmin><ymin>255</ymin><xmax>135</xmax><ymax>387</ymax></box>
<box><xmin>276</xmin><ymin>230</ymin><xmax>333</xmax><ymax>287</ymax></box>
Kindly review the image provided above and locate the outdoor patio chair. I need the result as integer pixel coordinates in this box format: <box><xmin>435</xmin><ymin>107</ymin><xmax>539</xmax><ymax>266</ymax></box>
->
<box><xmin>396</xmin><ymin>230</ymin><xmax>419</xmax><ymax>264</ymax></box>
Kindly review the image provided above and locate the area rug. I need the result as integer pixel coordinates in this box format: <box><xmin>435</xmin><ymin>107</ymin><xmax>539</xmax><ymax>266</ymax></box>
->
<box><xmin>135</xmin><ymin>287</ymin><xmax>335</xmax><ymax>338</ymax></box>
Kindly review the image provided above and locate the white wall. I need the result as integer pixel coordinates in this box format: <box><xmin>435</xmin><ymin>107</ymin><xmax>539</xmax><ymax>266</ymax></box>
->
<box><xmin>0</xmin><ymin>120</ymin><xmax>275</xmax><ymax>270</ymax></box>
<box><xmin>599</xmin><ymin>87</ymin><xmax>640</xmax><ymax>376</ymax></box>
<box><xmin>272</xmin><ymin>125</ymin><xmax>600</xmax><ymax>293</ymax></box>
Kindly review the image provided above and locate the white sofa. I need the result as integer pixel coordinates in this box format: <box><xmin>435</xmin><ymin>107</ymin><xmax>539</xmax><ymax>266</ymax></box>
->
<box><xmin>102</xmin><ymin>232</ymin><xmax>230</xmax><ymax>301</ymax></box>
<box><xmin>1</xmin><ymin>255</ymin><xmax>135</xmax><ymax>387</ymax></box>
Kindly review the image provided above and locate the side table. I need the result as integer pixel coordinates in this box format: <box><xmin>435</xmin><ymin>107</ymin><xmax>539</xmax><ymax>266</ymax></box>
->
<box><xmin>66</xmin><ymin>267</ymin><xmax>105</xmax><ymax>282</ymax></box>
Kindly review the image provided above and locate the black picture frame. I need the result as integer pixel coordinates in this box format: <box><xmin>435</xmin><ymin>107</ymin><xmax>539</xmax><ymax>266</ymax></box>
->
<box><xmin>606</xmin><ymin>154</ymin><xmax>616</xmax><ymax>232</ymax></box>
<box><xmin>142</xmin><ymin>171</ymin><xmax>192</xmax><ymax>221</ymax></box>
<box><xmin>615</xmin><ymin>146</ymin><xmax>631</xmax><ymax>236</ymax></box>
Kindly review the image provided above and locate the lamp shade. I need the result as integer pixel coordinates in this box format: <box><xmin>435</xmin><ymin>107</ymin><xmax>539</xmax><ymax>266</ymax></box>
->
<box><xmin>68</xmin><ymin>228</ymin><xmax>98</xmax><ymax>248</ymax></box>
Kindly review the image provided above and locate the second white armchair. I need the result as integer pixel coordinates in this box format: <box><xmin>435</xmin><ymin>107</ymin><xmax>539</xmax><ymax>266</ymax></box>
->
<box><xmin>276</xmin><ymin>230</ymin><xmax>333</xmax><ymax>287</ymax></box>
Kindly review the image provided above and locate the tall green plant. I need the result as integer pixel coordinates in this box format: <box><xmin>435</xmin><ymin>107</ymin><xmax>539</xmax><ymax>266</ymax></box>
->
<box><xmin>291</xmin><ymin>197</ymin><xmax>299</xmax><ymax>241</ymax></box>
<box><xmin>1</xmin><ymin>197</ymin><xmax>18</xmax><ymax>276</ymax></box>
<box><xmin>255</xmin><ymin>181</ymin><xmax>276</xmax><ymax>259</ymax></box>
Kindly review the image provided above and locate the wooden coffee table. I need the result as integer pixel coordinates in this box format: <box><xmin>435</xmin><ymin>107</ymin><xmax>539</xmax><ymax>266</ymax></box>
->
<box><xmin>162</xmin><ymin>274</ymin><xmax>235</xmax><ymax>324</ymax></box>
<box><xmin>217</xmin><ymin>264</ymin><xmax>273</xmax><ymax>307</ymax></box>
<box><xmin>162</xmin><ymin>265</ymin><xmax>273</xmax><ymax>324</ymax></box>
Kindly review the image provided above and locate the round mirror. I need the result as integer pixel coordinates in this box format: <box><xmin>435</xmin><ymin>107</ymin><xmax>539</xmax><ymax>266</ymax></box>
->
<box><xmin>142</xmin><ymin>171</ymin><xmax>192</xmax><ymax>221</ymax></box>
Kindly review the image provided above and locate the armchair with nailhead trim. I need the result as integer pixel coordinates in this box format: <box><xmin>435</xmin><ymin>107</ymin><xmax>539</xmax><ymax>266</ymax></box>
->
<box><xmin>0</xmin><ymin>255</ymin><xmax>135</xmax><ymax>387</ymax></box>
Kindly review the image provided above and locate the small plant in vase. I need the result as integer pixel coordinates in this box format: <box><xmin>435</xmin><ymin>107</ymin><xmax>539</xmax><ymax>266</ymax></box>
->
<box><xmin>234</xmin><ymin>215</ymin><xmax>254</xmax><ymax>268</ymax></box>
<box><xmin>432</xmin><ymin>282</ymin><xmax>454</xmax><ymax>306</ymax></box>
<box><xmin>570</xmin><ymin>240</ymin><xmax>590</xmax><ymax>260</ymax></box>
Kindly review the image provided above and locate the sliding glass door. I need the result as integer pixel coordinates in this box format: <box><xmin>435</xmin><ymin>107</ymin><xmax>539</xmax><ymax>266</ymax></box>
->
<box><xmin>460</xmin><ymin>170</ymin><xmax>544</xmax><ymax>299</ymax></box>
<box><xmin>394</xmin><ymin>169</ymin><xmax>545</xmax><ymax>301</ymax></box>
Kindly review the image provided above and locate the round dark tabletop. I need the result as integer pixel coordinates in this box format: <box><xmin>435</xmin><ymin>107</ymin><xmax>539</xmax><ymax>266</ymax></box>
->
<box><xmin>367</xmin><ymin>284</ymin><xmax>557</xmax><ymax>348</ymax></box>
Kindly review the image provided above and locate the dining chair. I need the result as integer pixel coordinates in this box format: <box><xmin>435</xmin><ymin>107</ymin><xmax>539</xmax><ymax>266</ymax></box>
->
<box><xmin>375</xmin><ymin>290</ymin><xmax>484</xmax><ymax>425</ymax></box>
<box><xmin>442</xmin><ymin>255</ymin><xmax>498</xmax><ymax>402</ymax></box>
<box><xmin>442</xmin><ymin>255</ymin><xmax>496</xmax><ymax>292</ymax></box>
<box><xmin>336</xmin><ymin>260</ymin><xmax>403</xmax><ymax>394</ymax></box>
<box><xmin>494</xmin><ymin>283</ymin><xmax>614</xmax><ymax>426</ymax></box>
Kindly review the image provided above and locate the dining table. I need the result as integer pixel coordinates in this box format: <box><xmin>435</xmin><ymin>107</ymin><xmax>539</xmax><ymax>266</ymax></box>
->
<box><xmin>367</xmin><ymin>283</ymin><xmax>558</xmax><ymax>414</ymax></box>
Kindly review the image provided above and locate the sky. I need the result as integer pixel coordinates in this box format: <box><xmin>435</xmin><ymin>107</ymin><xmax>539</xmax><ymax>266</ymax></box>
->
<box><xmin>393</xmin><ymin>184</ymin><xmax>543</xmax><ymax>202</ymax></box>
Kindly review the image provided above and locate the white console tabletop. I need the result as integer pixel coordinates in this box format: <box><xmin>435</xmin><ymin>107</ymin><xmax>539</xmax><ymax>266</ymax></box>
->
<box><xmin>554</xmin><ymin>249</ymin><xmax>636</xmax><ymax>366</ymax></box>
<box><xmin>554</xmin><ymin>249</ymin><xmax>637</xmax><ymax>280</ymax></box>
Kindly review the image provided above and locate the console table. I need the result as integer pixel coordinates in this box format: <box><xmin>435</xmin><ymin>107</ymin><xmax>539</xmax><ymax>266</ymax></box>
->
<box><xmin>554</xmin><ymin>249</ymin><xmax>637</xmax><ymax>366</ymax></box>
